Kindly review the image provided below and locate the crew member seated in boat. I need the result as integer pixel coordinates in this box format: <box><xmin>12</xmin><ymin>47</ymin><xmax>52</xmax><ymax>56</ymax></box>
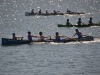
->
<box><xmin>77</xmin><ymin>18</ymin><xmax>84</xmax><ymax>25</ymax></box>
<box><xmin>27</xmin><ymin>31</ymin><xmax>38</xmax><ymax>41</ymax></box>
<box><xmin>66</xmin><ymin>19</ymin><xmax>72</xmax><ymax>25</ymax></box>
<box><xmin>46</xmin><ymin>10</ymin><xmax>49</xmax><ymax>14</ymax></box>
<box><xmin>31</xmin><ymin>9</ymin><xmax>34</xmax><ymax>14</ymax></box>
<box><xmin>88</xmin><ymin>17</ymin><xmax>95</xmax><ymax>25</ymax></box>
<box><xmin>72</xmin><ymin>29</ymin><xmax>83</xmax><ymax>40</ymax></box>
<box><xmin>39</xmin><ymin>32</ymin><xmax>51</xmax><ymax>41</ymax></box>
<box><xmin>54</xmin><ymin>10</ymin><xmax>57</xmax><ymax>15</ymax></box>
<box><xmin>67</xmin><ymin>9</ymin><xmax>72</xmax><ymax>14</ymax></box>
<box><xmin>12</xmin><ymin>33</ymin><xmax>23</xmax><ymax>40</ymax></box>
<box><xmin>39</xmin><ymin>9</ymin><xmax>42</xmax><ymax>14</ymax></box>
<box><xmin>55</xmin><ymin>32</ymin><xmax>67</xmax><ymax>42</ymax></box>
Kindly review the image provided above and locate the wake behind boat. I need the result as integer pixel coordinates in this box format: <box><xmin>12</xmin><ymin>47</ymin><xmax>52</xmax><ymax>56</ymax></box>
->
<box><xmin>1</xmin><ymin>36</ymin><xmax>94</xmax><ymax>45</ymax></box>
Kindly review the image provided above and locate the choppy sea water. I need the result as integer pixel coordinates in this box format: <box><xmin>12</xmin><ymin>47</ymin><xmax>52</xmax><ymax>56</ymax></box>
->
<box><xmin>0</xmin><ymin>0</ymin><xmax>100</xmax><ymax>75</ymax></box>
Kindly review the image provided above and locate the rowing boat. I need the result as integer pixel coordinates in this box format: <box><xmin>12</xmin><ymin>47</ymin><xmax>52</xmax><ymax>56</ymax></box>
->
<box><xmin>25</xmin><ymin>12</ymin><xmax>85</xmax><ymax>16</ymax></box>
<box><xmin>1</xmin><ymin>36</ymin><xmax>94</xmax><ymax>45</ymax></box>
<box><xmin>25</xmin><ymin>12</ymin><xmax>64</xmax><ymax>16</ymax></box>
<box><xmin>57</xmin><ymin>24</ymin><xmax>100</xmax><ymax>27</ymax></box>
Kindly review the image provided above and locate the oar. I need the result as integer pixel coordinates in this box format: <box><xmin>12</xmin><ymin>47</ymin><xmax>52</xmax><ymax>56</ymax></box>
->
<box><xmin>63</xmin><ymin>36</ymin><xmax>78</xmax><ymax>41</ymax></box>
<box><xmin>82</xmin><ymin>35</ymin><xmax>94</xmax><ymax>37</ymax></box>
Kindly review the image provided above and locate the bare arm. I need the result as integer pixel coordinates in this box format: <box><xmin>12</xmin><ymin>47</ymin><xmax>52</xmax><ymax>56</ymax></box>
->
<box><xmin>31</xmin><ymin>35</ymin><xmax>38</xmax><ymax>38</ymax></box>
<box><xmin>59</xmin><ymin>35</ymin><xmax>68</xmax><ymax>38</ymax></box>
<box><xmin>72</xmin><ymin>33</ymin><xmax>76</xmax><ymax>38</ymax></box>
<box><xmin>16</xmin><ymin>36</ymin><xmax>23</xmax><ymax>40</ymax></box>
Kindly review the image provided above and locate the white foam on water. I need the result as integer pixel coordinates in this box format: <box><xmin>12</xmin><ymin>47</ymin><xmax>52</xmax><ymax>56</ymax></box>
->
<box><xmin>50</xmin><ymin>38</ymin><xmax>100</xmax><ymax>45</ymax></box>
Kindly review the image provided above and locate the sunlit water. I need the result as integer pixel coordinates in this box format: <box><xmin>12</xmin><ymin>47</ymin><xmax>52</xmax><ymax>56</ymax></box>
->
<box><xmin>0</xmin><ymin>0</ymin><xmax>100</xmax><ymax>75</ymax></box>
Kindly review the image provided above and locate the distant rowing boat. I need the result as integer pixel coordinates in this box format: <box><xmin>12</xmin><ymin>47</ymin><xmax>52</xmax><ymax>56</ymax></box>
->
<box><xmin>57</xmin><ymin>24</ymin><xmax>100</xmax><ymax>28</ymax></box>
<box><xmin>2</xmin><ymin>36</ymin><xmax>94</xmax><ymax>45</ymax></box>
<box><xmin>25</xmin><ymin>12</ymin><xmax>85</xmax><ymax>16</ymax></box>
<box><xmin>25</xmin><ymin>12</ymin><xmax>64</xmax><ymax>16</ymax></box>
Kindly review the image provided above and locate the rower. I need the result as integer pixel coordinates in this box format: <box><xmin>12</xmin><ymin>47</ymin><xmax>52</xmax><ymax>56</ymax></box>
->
<box><xmin>31</xmin><ymin>9</ymin><xmax>34</xmax><ymax>14</ymax></box>
<box><xmin>12</xmin><ymin>33</ymin><xmax>23</xmax><ymax>40</ymax></box>
<box><xmin>66</xmin><ymin>19</ymin><xmax>72</xmax><ymax>25</ymax></box>
<box><xmin>72</xmin><ymin>29</ymin><xmax>83</xmax><ymax>40</ymax></box>
<box><xmin>39</xmin><ymin>32</ymin><xmax>51</xmax><ymax>41</ymax></box>
<box><xmin>39</xmin><ymin>9</ymin><xmax>42</xmax><ymax>14</ymax></box>
<box><xmin>27</xmin><ymin>31</ymin><xmax>38</xmax><ymax>41</ymax></box>
<box><xmin>54</xmin><ymin>10</ymin><xmax>57</xmax><ymax>15</ymax></box>
<box><xmin>46</xmin><ymin>10</ymin><xmax>49</xmax><ymax>14</ymax></box>
<box><xmin>67</xmin><ymin>9</ymin><xmax>71</xmax><ymax>13</ymax></box>
<box><xmin>77</xmin><ymin>18</ymin><xmax>84</xmax><ymax>25</ymax></box>
<box><xmin>55</xmin><ymin>32</ymin><xmax>67</xmax><ymax>42</ymax></box>
<box><xmin>88</xmin><ymin>17</ymin><xmax>95</xmax><ymax>25</ymax></box>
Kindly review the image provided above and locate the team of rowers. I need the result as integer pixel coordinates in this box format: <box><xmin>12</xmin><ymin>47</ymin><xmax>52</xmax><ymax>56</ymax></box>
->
<box><xmin>66</xmin><ymin>17</ymin><xmax>97</xmax><ymax>26</ymax></box>
<box><xmin>30</xmin><ymin>9</ymin><xmax>85</xmax><ymax>15</ymax></box>
<box><xmin>12</xmin><ymin>29</ymin><xmax>83</xmax><ymax>42</ymax></box>
<box><xmin>31</xmin><ymin>9</ymin><xmax>64</xmax><ymax>15</ymax></box>
<box><xmin>31</xmin><ymin>9</ymin><xmax>75</xmax><ymax>15</ymax></box>
<box><xmin>31</xmin><ymin>9</ymin><xmax>95</xmax><ymax>25</ymax></box>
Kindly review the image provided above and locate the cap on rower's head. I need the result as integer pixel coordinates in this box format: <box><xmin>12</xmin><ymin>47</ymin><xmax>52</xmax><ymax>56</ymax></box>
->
<box><xmin>55</xmin><ymin>32</ymin><xmax>59</xmax><ymax>34</ymax></box>
<box><xmin>90</xmin><ymin>17</ymin><xmax>92</xmax><ymax>19</ymax></box>
<box><xmin>27</xmin><ymin>31</ymin><xmax>31</xmax><ymax>34</ymax></box>
<box><xmin>67</xmin><ymin>19</ymin><xmax>69</xmax><ymax>21</ymax></box>
<box><xmin>39</xmin><ymin>31</ymin><xmax>42</xmax><ymax>35</ymax></box>
<box><xmin>12</xmin><ymin>33</ymin><xmax>15</xmax><ymax>35</ymax></box>
<box><xmin>79</xmin><ymin>18</ymin><xmax>81</xmax><ymax>20</ymax></box>
<box><xmin>75</xmin><ymin>29</ymin><xmax>78</xmax><ymax>31</ymax></box>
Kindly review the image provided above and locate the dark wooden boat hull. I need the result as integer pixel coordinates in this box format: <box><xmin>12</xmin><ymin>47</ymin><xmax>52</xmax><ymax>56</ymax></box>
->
<box><xmin>25</xmin><ymin>12</ymin><xmax>85</xmax><ymax>16</ymax></box>
<box><xmin>1</xmin><ymin>36</ymin><xmax>94</xmax><ymax>45</ymax></box>
<box><xmin>2</xmin><ymin>38</ymin><xmax>30</xmax><ymax>45</ymax></box>
<box><xmin>57</xmin><ymin>24</ymin><xmax>100</xmax><ymax>27</ymax></box>
<box><xmin>25</xmin><ymin>12</ymin><xmax>64</xmax><ymax>16</ymax></box>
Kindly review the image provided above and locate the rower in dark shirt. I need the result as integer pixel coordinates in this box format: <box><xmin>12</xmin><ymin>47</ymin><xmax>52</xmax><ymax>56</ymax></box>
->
<box><xmin>31</xmin><ymin>9</ymin><xmax>34</xmax><ymax>14</ymax></box>
<box><xmin>89</xmin><ymin>17</ymin><xmax>93</xmax><ymax>25</ymax></box>
<box><xmin>12</xmin><ymin>33</ymin><xmax>23</xmax><ymax>40</ymax></box>
<box><xmin>77</xmin><ymin>18</ymin><xmax>84</xmax><ymax>25</ymax></box>
<box><xmin>27</xmin><ymin>31</ymin><xmax>38</xmax><ymax>41</ymax></box>
<box><xmin>46</xmin><ymin>10</ymin><xmax>49</xmax><ymax>14</ymax></box>
<box><xmin>66</xmin><ymin>19</ymin><xmax>72</xmax><ymax>25</ymax></box>
<box><xmin>39</xmin><ymin>9</ymin><xmax>42</xmax><ymax>14</ymax></box>
<box><xmin>54</xmin><ymin>10</ymin><xmax>57</xmax><ymax>15</ymax></box>
<box><xmin>72</xmin><ymin>29</ymin><xmax>83</xmax><ymax>40</ymax></box>
<box><xmin>55</xmin><ymin>32</ymin><xmax>67</xmax><ymax>42</ymax></box>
